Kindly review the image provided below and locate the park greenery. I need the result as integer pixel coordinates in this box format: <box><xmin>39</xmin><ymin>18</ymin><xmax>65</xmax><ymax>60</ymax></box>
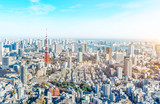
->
<box><xmin>50</xmin><ymin>81</ymin><xmax>94</xmax><ymax>92</ymax></box>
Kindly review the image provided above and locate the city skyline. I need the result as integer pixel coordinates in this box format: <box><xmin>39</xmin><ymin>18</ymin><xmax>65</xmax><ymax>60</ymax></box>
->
<box><xmin>0</xmin><ymin>0</ymin><xmax>160</xmax><ymax>40</ymax></box>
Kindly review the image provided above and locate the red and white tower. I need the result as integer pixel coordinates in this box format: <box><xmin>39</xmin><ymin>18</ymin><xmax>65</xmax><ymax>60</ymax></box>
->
<box><xmin>44</xmin><ymin>31</ymin><xmax>50</xmax><ymax>64</ymax></box>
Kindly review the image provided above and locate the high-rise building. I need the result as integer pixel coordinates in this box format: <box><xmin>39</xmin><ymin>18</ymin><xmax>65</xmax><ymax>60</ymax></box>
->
<box><xmin>68</xmin><ymin>56</ymin><xmax>72</xmax><ymax>69</ymax></box>
<box><xmin>65</xmin><ymin>49</ymin><xmax>69</xmax><ymax>58</ymax></box>
<box><xmin>18</xmin><ymin>48</ymin><xmax>23</xmax><ymax>58</ymax></box>
<box><xmin>82</xmin><ymin>45</ymin><xmax>84</xmax><ymax>53</ymax></box>
<box><xmin>2</xmin><ymin>57</ymin><xmax>10</xmax><ymax>70</ymax></box>
<box><xmin>152</xmin><ymin>44</ymin><xmax>156</xmax><ymax>57</ymax></box>
<box><xmin>84</xmin><ymin>44</ymin><xmax>87</xmax><ymax>53</ymax></box>
<box><xmin>114</xmin><ymin>52</ymin><xmax>124</xmax><ymax>62</ymax></box>
<box><xmin>71</xmin><ymin>44</ymin><xmax>74</xmax><ymax>52</ymax></box>
<box><xmin>128</xmin><ymin>43</ymin><xmax>134</xmax><ymax>57</ymax></box>
<box><xmin>96</xmin><ymin>84</ymin><xmax>99</xmax><ymax>94</ymax></box>
<box><xmin>12</xmin><ymin>42</ymin><xmax>18</xmax><ymax>52</ymax></box>
<box><xmin>106</xmin><ymin>47</ymin><xmax>112</xmax><ymax>60</ymax></box>
<box><xmin>20</xmin><ymin>65</ymin><xmax>27</xmax><ymax>85</ymax></box>
<box><xmin>103</xmin><ymin>47</ymin><xmax>107</xmax><ymax>53</ymax></box>
<box><xmin>0</xmin><ymin>42</ymin><xmax>3</xmax><ymax>64</ymax></box>
<box><xmin>110</xmin><ymin>93</ymin><xmax>115</xmax><ymax>102</ymax></box>
<box><xmin>81</xmin><ymin>44</ymin><xmax>87</xmax><ymax>53</ymax></box>
<box><xmin>78</xmin><ymin>52</ymin><xmax>83</xmax><ymax>62</ymax></box>
<box><xmin>115</xmin><ymin>46</ymin><xmax>119</xmax><ymax>52</ymax></box>
<box><xmin>54</xmin><ymin>43</ymin><xmax>62</xmax><ymax>54</ymax></box>
<box><xmin>96</xmin><ymin>51</ymin><xmax>99</xmax><ymax>64</ymax></box>
<box><xmin>37</xmin><ymin>41</ymin><xmax>42</xmax><ymax>51</ymax></box>
<box><xmin>124</xmin><ymin>56</ymin><xmax>132</xmax><ymax>78</ymax></box>
<box><xmin>102</xmin><ymin>84</ymin><xmax>111</xmax><ymax>98</ymax></box>
<box><xmin>117</xmin><ymin>67</ymin><xmax>123</xmax><ymax>79</ymax></box>
<box><xmin>155</xmin><ymin>44</ymin><xmax>160</xmax><ymax>57</ymax></box>
<box><xmin>80</xmin><ymin>90</ymin><xmax>83</xmax><ymax>99</ymax></box>
<box><xmin>17</xmin><ymin>87</ymin><xmax>24</xmax><ymax>99</ymax></box>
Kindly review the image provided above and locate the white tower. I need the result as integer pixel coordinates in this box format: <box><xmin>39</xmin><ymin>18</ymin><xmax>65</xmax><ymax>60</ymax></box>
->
<box><xmin>0</xmin><ymin>42</ymin><xmax>3</xmax><ymax>64</ymax></box>
<box><xmin>78</xmin><ymin>52</ymin><xmax>83</xmax><ymax>62</ymax></box>
<box><xmin>152</xmin><ymin>44</ymin><xmax>156</xmax><ymax>58</ymax></box>
<box><xmin>96</xmin><ymin>51</ymin><xmax>99</xmax><ymax>64</ymax></box>
<box><xmin>128</xmin><ymin>43</ymin><xmax>134</xmax><ymax>57</ymax></box>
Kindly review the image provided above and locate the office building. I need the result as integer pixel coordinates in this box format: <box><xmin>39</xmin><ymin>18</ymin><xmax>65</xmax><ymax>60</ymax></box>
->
<box><xmin>83</xmin><ymin>44</ymin><xmax>87</xmax><ymax>53</ymax></box>
<box><xmin>128</xmin><ymin>43</ymin><xmax>134</xmax><ymax>57</ymax></box>
<box><xmin>78</xmin><ymin>52</ymin><xmax>83</xmax><ymax>62</ymax></box>
<box><xmin>102</xmin><ymin>84</ymin><xmax>111</xmax><ymax>98</ymax></box>
<box><xmin>68</xmin><ymin>56</ymin><xmax>72</xmax><ymax>69</ymax></box>
<box><xmin>18</xmin><ymin>48</ymin><xmax>23</xmax><ymax>57</ymax></box>
<box><xmin>124</xmin><ymin>56</ymin><xmax>132</xmax><ymax>78</ymax></box>
<box><xmin>2</xmin><ymin>57</ymin><xmax>10</xmax><ymax>70</ymax></box>
<box><xmin>17</xmin><ymin>87</ymin><xmax>24</xmax><ymax>99</ymax></box>
<box><xmin>117</xmin><ymin>67</ymin><xmax>123</xmax><ymax>79</ymax></box>
<box><xmin>20</xmin><ymin>65</ymin><xmax>27</xmax><ymax>85</ymax></box>
<box><xmin>96</xmin><ymin>51</ymin><xmax>99</xmax><ymax>64</ymax></box>
<box><xmin>114</xmin><ymin>52</ymin><xmax>124</xmax><ymax>62</ymax></box>
<box><xmin>0</xmin><ymin>42</ymin><xmax>3</xmax><ymax>64</ymax></box>
<box><xmin>155</xmin><ymin>44</ymin><xmax>160</xmax><ymax>57</ymax></box>
<box><xmin>152</xmin><ymin>44</ymin><xmax>156</xmax><ymax>57</ymax></box>
<box><xmin>54</xmin><ymin>43</ymin><xmax>62</xmax><ymax>54</ymax></box>
<box><xmin>106</xmin><ymin>47</ymin><xmax>112</xmax><ymax>60</ymax></box>
<box><xmin>71</xmin><ymin>44</ymin><xmax>74</xmax><ymax>52</ymax></box>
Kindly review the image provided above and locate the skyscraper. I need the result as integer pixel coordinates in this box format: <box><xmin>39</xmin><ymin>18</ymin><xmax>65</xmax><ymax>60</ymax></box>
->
<box><xmin>20</xmin><ymin>65</ymin><xmax>27</xmax><ymax>85</ymax></box>
<box><xmin>12</xmin><ymin>42</ymin><xmax>18</xmax><ymax>52</ymax></box>
<box><xmin>124</xmin><ymin>56</ymin><xmax>132</xmax><ymax>78</ymax></box>
<box><xmin>128</xmin><ymin>43</ymin><xmax>134</xmax><ymax>57</ymax></box>
<box><xmin>0</xmin><ymin>42</ymin><xmax>3</xmax><ymax>64</ymax></box>
<box><xmin>18</xmin><ymin>87</ymin><xmax>24</xmax><ymax>99</ymax></box>
<box><xmin>71</xmin><ymin>44</ymin><xmax>74</xmax><ymax>52</ymax></box>
<box><xmin>18</xmin><ymin>48</ymin><xmax>23</xmax><ymax>58</ymax></box>
<box><xmin>106</xmin><ymin>47</ymin><xmax>112</xmax><ymax>60</ymax></box>
<box><xmin>2</xmin><ymin>57</ymin><xmax>10</xmax><ymax>70</ymax></box>
<box><xmin>84</xmin><ymin>44</ymin><xmax>87</xmax><ymax>53</ymax></box>
<box><xmin>54</xmin><ymin>43</ymin><xmax>62</xmax><ymax>54</ymax></box>
<box><xmin>155</xmin><ymin>44</ymin><xmax>160</xmax><ymax>57</ymax></box>
<box><xmin>114</xmin><ymin>52</ymin><xmax>124</xmax><ymax>62</ymax></box>
<box><xmin>117</xmin><ymin>67</ymin><xmax>123</xmax><ymax>79</ymax></box>
<box><xmin>68</xmin><ymin>56</ymin><xmax>72</xmax><ymax>69</ymax></box>
<box><xmin>96</xmin><ymin>84</ymin><xmax>99</xmax><ymax>94</ymax></box>
<box><xmin>96</xmin><ymin>51</ymin><xmax>99</xmax><ymax>64</ymax></box>
<box><xmin>78</xmin><ymin>52</ymin><xmax>83</xmax><ymax>62</ymax></box>
<box><xmin>102</xmin><ymin>84</ymin><xmax>111</xmax><ymax>98</ymax></box>
<box><xmin>152</xmin><ymin>44</ymin><xmax>156</xmax><ymax>57</ymax></box>
<box><xmin>81</xmin><ymin>44</ymin><xmax>87</xmax><ymax>53</ymax></box>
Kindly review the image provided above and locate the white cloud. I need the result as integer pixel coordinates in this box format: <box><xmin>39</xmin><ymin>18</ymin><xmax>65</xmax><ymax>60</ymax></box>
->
<box><xmin>97</xmin><ymin>2</ymin><xmax>144</xmax><ymax>9</ymax></box>
<box><xmin>69</xmin><ymin>4</ymin><xmax>82</xmax><ymax>9</ymax></box>
<box><xmin>60</xmin><ymin>4</ymin><xmax>82</xmax><ymax>12</ymax></box>
<box><xmin>30</xmin><ymin>4</ymin><xmax>56</xmax><ymax>14</ymax></box>
<box><xmin>30</xmin><ymin>0</ymin><xmax>40</xmax><ymax>3</ymax></box>
<box><xmin>96</xmin><ymin>3</ymin><xmax>114</xmax><ymax>9</ymax></box>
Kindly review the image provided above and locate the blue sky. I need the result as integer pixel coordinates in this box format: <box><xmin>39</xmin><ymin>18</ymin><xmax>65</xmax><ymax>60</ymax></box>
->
<box><xmin>0</xmin><ymin>0</ymin><xmax>160</xmax><ymax>40</ymax></box>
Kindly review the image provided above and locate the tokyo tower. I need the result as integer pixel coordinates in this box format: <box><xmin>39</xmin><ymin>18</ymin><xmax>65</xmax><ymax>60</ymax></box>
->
<box><xmin>44</xmin><ymin>32</ymin><xmax>50</xmax><ymax>64</ymax></box>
